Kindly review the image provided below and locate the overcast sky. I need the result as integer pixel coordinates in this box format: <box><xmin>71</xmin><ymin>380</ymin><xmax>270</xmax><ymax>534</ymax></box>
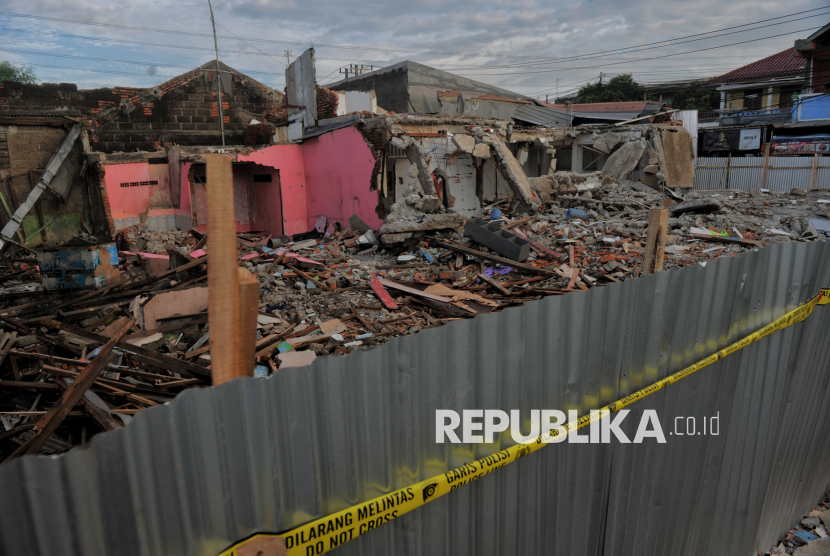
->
<box><xmin>0</xmin><ymin>0</ymin><xmax>828</xmax><ymax>99</ymax></box>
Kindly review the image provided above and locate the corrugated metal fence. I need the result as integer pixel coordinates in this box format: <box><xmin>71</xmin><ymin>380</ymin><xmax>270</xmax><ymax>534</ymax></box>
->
<box><xmin>1</xmin><ymin>240</ymin><xmax>830</xmax><ymax>556</ymax></box>
<box><xmin>695</xmin><ymin>156</ymin><xmax>830</xmax><ymax>191</ymax></box>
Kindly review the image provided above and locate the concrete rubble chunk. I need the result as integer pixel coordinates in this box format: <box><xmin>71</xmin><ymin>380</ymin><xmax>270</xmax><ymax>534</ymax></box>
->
<box><xmin>604</xmin><ymin>131</ymin><xmax>621</xmax><ymax>151</ymax></box>
<box><xmin>669</xmin><ymin>198</ymin><xmax>721</xmax><ymax>216</ymax></box>
<box><xmin>602</xmin><ymin>139</ymin><xmax>646</xmax><ymax>181</ymax></box>
<box><xmin>472</xmin><ymin>143</ymin><xmax>490</xmax><ymax>159</ymax></box>
<box><xmin>484</xmin><ymin>135</ymin><xmax>539</xmax><ymax>213</ymax></box>
<box><xmin>453</xmin><ymin>134</ymin><xmax>476</xmax><ymax>154</ymax></box>
<box><xmin>380</xmin><ymin>212</ymin><xmax>466</xmax><ymax>236</ymax></box>
<box><xmin>593</xmin><ymin>136</ymin><xmax>610</xmax><ymax>153</ymax></box>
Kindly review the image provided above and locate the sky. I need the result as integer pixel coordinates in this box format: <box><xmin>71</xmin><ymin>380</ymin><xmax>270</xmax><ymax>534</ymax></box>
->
<box><xmin>0</xmin><ymin>0</ymin><xmax>828</xmax><ymax>100</ymax></box>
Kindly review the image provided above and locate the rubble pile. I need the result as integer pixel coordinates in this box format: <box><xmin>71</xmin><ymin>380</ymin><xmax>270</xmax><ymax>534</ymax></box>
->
<box><xmin>0</xmin><ymin>183</ymin><xmax>828</xmax><ymax>461</ymax></box>
<box><xmin>764</xmin><ymin>489</ymin><xmax>830</xmax><ymax>555</ymax></box>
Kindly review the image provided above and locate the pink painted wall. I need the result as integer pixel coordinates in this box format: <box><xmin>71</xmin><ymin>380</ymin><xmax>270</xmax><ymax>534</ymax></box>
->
<box><xmin>238</xmin><ymin>144</ymin><xmax>307</xmax><ymax>236</ymax></box>
<box><xmin>180</xmin><ymin>162</ymin><xmax>193</xmax><ymax>216</ymax></box>
<box><xmin>103</xmin><ymin>163</ymin><xmax>171</xmax><ymax>221</ymax></box>
<box><xmin>104</xmin><ymin>128</ymin><xmax>380</xmax><ymax>236</ymax></box>
<box><xmin>301</xmin><ymin>126</ymin><xmax>383</xmax><ymax>231</ymax></box>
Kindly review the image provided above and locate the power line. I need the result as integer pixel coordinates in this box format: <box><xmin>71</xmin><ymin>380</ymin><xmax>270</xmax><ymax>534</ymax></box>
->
<box><xmin>438</xmin><ymin>8</ymin><xmax>830</xmax><ymax>71</ymax></box>
<box><xmin>437</xmin><ymin>26</ymin><xmax>820</xmax><ymax>78</ymax></box>
<box><xmin>0</xmin><ymin>11</ymin><xmax>573</xmax><ymax>60</ymax></box>
<box><xmin>2</xmin><ymin>6</ymin><xmax>824</xmax><ymax>65</ymax></box>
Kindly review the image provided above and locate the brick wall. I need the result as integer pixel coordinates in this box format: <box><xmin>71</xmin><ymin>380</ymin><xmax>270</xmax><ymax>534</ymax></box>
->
<box><xmin>0</xmin><ymin>68</ymin><xmax>285</xmax><ymax>153</ymax></box>
<box><xmin>316</xmin><ymin>85</ymin><xmax>339</xmax><ymax>120</ymax></box>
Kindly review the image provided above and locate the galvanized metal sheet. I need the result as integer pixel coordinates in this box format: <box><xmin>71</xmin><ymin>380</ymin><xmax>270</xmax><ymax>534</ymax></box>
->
<box><xmin>695</xmin><ymin>156</ymin><xmax>830</xmax><ymax>192</ymax></box>
<box><xmin>1</xmin><ymin>241</ymin><xmax>829</xmax><ymax>556</ymax></box>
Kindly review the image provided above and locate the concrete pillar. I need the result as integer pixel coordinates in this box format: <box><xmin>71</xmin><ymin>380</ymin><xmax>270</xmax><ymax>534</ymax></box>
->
<box><xmin>720</xmin><ymin>91</ymin><xmax>726</xmax><ymax>110</ymax></box>
<box><xmin>767</xmin><ymin>86</ymin><xmax>774</xmax><ymax>109</ymax></box>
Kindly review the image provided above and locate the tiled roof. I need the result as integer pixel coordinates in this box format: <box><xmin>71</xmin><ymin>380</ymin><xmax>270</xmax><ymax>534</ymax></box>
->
<box><xmin>710</xmin><ymin>49</ymin><xmax>806</xmax><ymax>84</ymax></box>
<box><xmin>538</xmin><ymin>100</ymin><xmax>658</xmax><ymax>112</ymax></box>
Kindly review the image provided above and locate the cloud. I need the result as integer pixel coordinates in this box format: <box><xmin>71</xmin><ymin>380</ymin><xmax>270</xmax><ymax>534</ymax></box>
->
<box><xmin>0</xmin><ymin>0</ymin><xmax>825</xmax><ymax>96</ymax></box>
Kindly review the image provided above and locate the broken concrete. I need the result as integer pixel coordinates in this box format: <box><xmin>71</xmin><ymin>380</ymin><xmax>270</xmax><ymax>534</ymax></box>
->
<box><xmin>484</xmin><ymin>135</ymin><xmax>538</xmax><ymax>213</ymax></box>
<box><xmin>472</xmin><ymin>143</ymin><xmax>491</xmax><ymax>159</ymax></box>
<box><xmin>380</xmin><ymin>211</ymin><xmax>466</xmax><ymax>237</ymax></box>
<box><xmin>391</xmin><ymin>136</ymin><xmax>438</xmax><ymax>196</ymax></box>
<box><xmin>602</xmin><ymin>139</ymin><xmax>646</xmax><ymax>181</ymax></box>
<box><xmin>453</xmin><ymin>134</ymin><xmax>476</xmax><ymax>154</ymax></box>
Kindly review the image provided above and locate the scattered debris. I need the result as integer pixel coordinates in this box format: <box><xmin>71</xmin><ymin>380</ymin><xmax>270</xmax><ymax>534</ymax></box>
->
<box><xmin>0</xmin><ymin>176</ymin><xmax>827</xmax><ymax>460</ymax></box>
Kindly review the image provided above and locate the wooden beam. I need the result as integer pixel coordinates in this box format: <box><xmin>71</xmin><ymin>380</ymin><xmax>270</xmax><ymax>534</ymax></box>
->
<box><xmin>206</xmin><ymin>155</ymin><xmax>243</xmax><ymax>386</ymax></box>
<box><xmin>5</xmin><ymin>317</ymin><xmax>133</xmax><ymax>461</ymax></box>
<box><xmin>643</xmin><ymin>207</ymin><xmax>669</xmax><ymax>274</ymax></box>
<box><xmin>435</xmin><ymin>241</ymin><xmax>556</xmax><ymax>276</ymax></box>
<box><xmin>39</xmin><ymin>318</ymin><xmax>210</xmax><ymax>379</ymax></box>
<box><xmin>477</xmin><ymin>272</ymin><xmax>511</xmax><ymax>296</ymax></box>
<box><xmin>238</xmin><ymin>267</ymin><xmax>259</xmax><ymax>376</ymax></box>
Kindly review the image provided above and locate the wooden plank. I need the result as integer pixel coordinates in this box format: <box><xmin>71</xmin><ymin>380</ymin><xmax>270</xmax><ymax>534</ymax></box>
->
<box><xmin>206</xmin><ymin>154</ymin><xmax>243</xmax><ymax>386</ymax></box>
<box><xmin>567</xmin><ymin>267</ymin><xmax>580</xmax><ymax>289</ymax></box>
<box><xmin>756</xmin><ymin>151</ymin><xmax>768</xmax><ymax>190</ymax></box>
<box><xmin>809</xmin><ymin>153</ymin><xmax>819</xmax><ymax>190</ymax></box>
<box><xmin>690</xmin><ymin>233</ymin><xmax>767</xmax><ymax>247</ymax></box>
<box><xmin>476</xmin><ymin>272</ymin><xmax>511</xmax><ymax>296</ymax></box>
<box><xmin>378</xmin><ymin>279</ymin><xmax>454</xmax><ymax>302</ymax></box>
<box><xmin>643</xmin><ymin>207</ymin><xmax>669</xmax><ymax>274</ymax></box>
<box><xmin>368</xmin><ymin>272</ymin><xmax>398</xmax><ymax>309</ymax></box>
<box><xmin>0</xmin><ymin>380</ymin><xmax>59</xmax><ymax>390</ymax></box>
<box><xmin>238</xmin><ymin>267</ymin><xmax>259</xmax><ymax>377</ymax></box>
<box><xmin>6</xmin><ymin>317</ymin><xmax>133</xmax><ymax>460</ymax></box>
<box><xmin>0</xmin><ymin>331</ymin><xmax>17</xmax><ymax>367</ymax></box>
<box><xmin>502</xmin><ymin>215</ymin><xmax>535</xmax><ymax>230</ymax></box>
<box><xmin>39</xmin><ymin>318</ymin><xmax>211</xmax><ymax>379</ymax></box>
<box><xmin>435</xmin><ymin>241</ymin><xmax>555</xmax><ymax>276</ymax></box>
<box><xmin>289</xmin><ymin>265</ymin><xmax>333</xmax><ymax>291</ymax></box>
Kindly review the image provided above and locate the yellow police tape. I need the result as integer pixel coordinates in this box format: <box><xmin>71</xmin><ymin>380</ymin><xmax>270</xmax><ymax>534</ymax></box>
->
<box><xmin>220</xmin><ymin>288</ymin><xmax>830</xmax><ymax>556</ymax></box>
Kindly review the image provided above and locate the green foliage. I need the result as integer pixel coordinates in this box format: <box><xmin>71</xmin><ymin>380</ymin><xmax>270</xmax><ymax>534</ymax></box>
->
<box><xmin>669</xmin><ymin>81</ymin><xmax>719</xmax><ymax>111</ymax></box>
<box><xmin>0</xmin><ymin>61</ymin><xmax>38</xmax><ymax>84</ymax></box>
<box><xmin>577</xmin><ymin>74</ymin><xmax>651</xmax><ymax>103</ymax></box>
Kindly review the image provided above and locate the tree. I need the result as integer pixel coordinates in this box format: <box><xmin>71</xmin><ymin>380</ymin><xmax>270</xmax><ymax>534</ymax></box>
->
<box><xmin>577</xmin><ymin>74</ymin><xmax>650</xmax><ymax>103</ymax></box>
<box><xmin>669</xmin><ymin>81</ymin><xmax>719</xmax><ymax>111</ymax></box>
<box><xmin>0</xmin><ymin>61</ymin><xmax>38</xmax><ymax>84</ymax></box>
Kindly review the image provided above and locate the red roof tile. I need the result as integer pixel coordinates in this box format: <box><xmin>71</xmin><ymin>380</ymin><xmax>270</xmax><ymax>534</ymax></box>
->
<box><xmin>710</xmin><ymin>49</ymin><xmax>806</xmax><ymax>84</ymax></box>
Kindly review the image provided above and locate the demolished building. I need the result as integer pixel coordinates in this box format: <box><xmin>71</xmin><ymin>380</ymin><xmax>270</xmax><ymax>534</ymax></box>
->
<box><xmin>0</xmin><ymin>49</ymin><xmax>696</xmax><ymax>250</ymax></box>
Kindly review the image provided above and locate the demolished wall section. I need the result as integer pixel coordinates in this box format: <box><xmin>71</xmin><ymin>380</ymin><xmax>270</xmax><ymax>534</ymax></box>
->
<box><xmin>238</xmin><ymin>144</ymin><xmax>308</xmax><ymax>236</ymax></box>
<box><xmin>302</xmin><ymin>126</ymin><xmax>384</xmax><ymax>232</ymax></box>
<box><xmin>1</xmin><ymin>68</ymin><xmax>285</xmax><ymax>153</ymax></box>
<box><xmin>0</xmin><ymin>123</ymin><xmax>92</xmax><ymax>245</ymax></box>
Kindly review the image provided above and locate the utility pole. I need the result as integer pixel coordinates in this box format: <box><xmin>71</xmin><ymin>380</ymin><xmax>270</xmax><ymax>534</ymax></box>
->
<box><xmin>556</xmin><ymin>79</ymin><xmax>560</xmax><ymax>103</ymax></box>
<box><xmin>340</xmin><ymin>64</ymin><xmax>373</xmax><ymax>79</ymax></box>
<box><xmin>284</xmin><ymin>50</ymin><xmax>292</xmax><ymax>66</ymax></box>
<box><xmin>207</xmin><ymin>0</ymin><xmax>225</xmax><ymax>146</ymax></box>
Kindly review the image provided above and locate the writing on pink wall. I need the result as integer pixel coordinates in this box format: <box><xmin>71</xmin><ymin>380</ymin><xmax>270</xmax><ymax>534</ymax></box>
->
<box><xmin>302</xmin><ymin>126</ymin><xmax>383</xmax><ymax>231</ymax></box>
<box><xmin>238</xmin><ymin>144</ymin><xmax>308</xmax><ymax>236</ymax></box>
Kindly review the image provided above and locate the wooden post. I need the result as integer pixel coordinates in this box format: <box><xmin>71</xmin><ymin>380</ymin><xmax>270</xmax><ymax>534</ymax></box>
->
<box><xmin>643</xmin><ymin>207</ymin><xmax>669</xmax><ymax>275</ymax></box>
<box><xmin>809</xmin><ymin>153</ymin><xmax>819</xmax><ymax>190</ymax></box>
<box><xmin>206</xmin><ymin>155</ymin><xmax>243</xmax><ymax>385</ymax></box>
<box><xmin>756</xmin><ymin>146</ymin><xmax>770</xmax><ymax>190</ymax></box>
<box><xmin>717</xmin><ymin>153</ymin><xmax>731</xmax><ymax>189</ymax></box>
<box><xmin>237</xmin><ymin>267</ymin><xmax>259</xmax><ymax>375</ymax></box>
